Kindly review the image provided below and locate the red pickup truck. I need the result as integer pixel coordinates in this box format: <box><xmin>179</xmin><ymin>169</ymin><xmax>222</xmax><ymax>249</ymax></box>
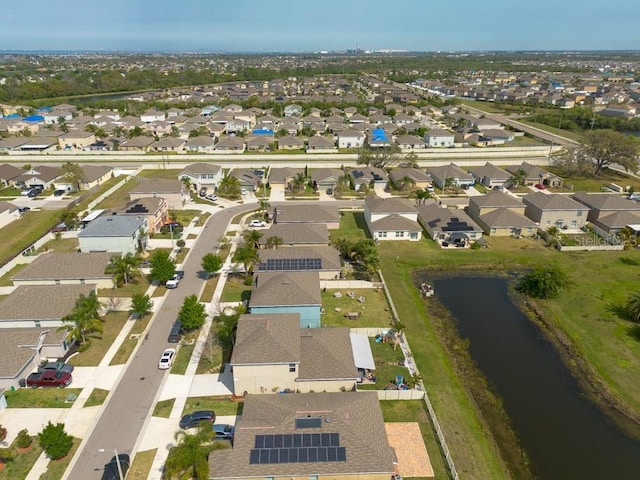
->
<box><xmin>25</xmin><ymin>370</ymin><xmax>72</xmax><ymax>388</ymax></box>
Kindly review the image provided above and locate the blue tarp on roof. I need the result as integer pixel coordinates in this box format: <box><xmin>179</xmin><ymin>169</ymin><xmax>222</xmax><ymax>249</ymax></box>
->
<box><xmin>37</xmin><ymin>107</ymin><xmax>51</xmax><ymax>113</ymax></box>
<box><xmin>252</xmin><ymin>129</ymin><xmax>274</xmax><ymax>135</ymax></box>
<box><xmin>4</xmin><ymin>113</ymin><xmax>20</xmax><ymax>119</ymax></box>
<box><xmin>371</xmin><ymin>128</ymin><xmax>388</xmax><ymax>142</ymax></box>
<box><xmin>23</xmin><ymin>115</ymin><xmax>44</xmax><ymax>122</ymax></box>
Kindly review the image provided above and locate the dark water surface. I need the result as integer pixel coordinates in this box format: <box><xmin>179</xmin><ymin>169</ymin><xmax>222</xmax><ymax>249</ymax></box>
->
<box><xmin>433</xmin><ymin>275</ymin><xmax>640</xmax><ymax>480</ymax></box>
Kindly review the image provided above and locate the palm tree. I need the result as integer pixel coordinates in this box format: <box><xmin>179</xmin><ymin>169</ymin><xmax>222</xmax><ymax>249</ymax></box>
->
<box><xmin>413</xmin><ymin>189</ymin><xmax>432</xmax><ymax>205</ymax></box>
<box><xmin>258</xmin><ymin>199</ymin><xmax>270</xmax><ymax>216</ymax></box>
<box><xmin>509</xmin><ymin>169</ymin><xmax>527</xmax><ymax>189</ymax></box>
<box><xmin>292</xmin><ymin>172</ymin><xmax>307</xmax><ymax>192</ymax></box>
<box><xmin>232</xmin><ymin>244</ymin><xmax>259</xmax><ymax>276</ymax></box>
<box><xmin>106</xmin><ymin>253</ymin><xmax>140</xmax><ymax>286</ymax></box>
<box><xmin>625</xmin><ymin>291</ymin><xmax>640</xmax><ymax>322</ymax></box>
<box><xmin>58</xmin><ymin>292</ymin><xmax>104</xmax><ymax>345</ymax></box>
<box><xmin>265</xmin><ymin>236</ymin><xmax>283</xmax><ymax>250</ymax></box>
<box><xmin>396</xmin><ymin>175</ymin><xmax>416</xmax><ymax>191</ymax></box>
<box><xmin>164</xmin><ymin>424</ymin><xmax>216</xmax><ymax>480</ymax></box>
<box><xmin>242</xmin><ymin>229</ymin><xmax>263</xmax><ymax>249</ymax></box>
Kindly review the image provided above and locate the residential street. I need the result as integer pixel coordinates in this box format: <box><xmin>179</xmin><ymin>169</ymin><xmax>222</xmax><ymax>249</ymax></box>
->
<box><xmin>65</xmin><ymin>202</ymin><xmax>254</xmax><ymax>479</ymax></box>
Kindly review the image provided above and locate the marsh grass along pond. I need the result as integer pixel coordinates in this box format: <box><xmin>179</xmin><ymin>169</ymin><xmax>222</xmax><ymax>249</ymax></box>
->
<box><xmin>431</xmin><ymin>275</ymin><xmax>640</xmax><ymax>480</ymax></box>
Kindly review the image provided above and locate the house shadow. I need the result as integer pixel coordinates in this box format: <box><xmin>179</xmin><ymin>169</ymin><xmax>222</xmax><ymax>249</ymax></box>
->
<box><xmin>606</xmin><ymin>302</ymin><xmax>630</xmax><ymax>321</ymax></box>
<box><xmin>627</xmin><ymin>324</ymin><xmax>640</xmax><ymax>343</ymax></box>
<box><xmin>618</xmin><ymin>257</ymin><xmax>639</xmax><ymax>266</ymax></box>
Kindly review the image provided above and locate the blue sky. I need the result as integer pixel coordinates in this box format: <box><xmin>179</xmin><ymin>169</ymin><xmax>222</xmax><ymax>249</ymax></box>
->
<box><xmin>0</xmin><ymin>0</ymin><xmax>638</xmax><ymax>52</ymax></box>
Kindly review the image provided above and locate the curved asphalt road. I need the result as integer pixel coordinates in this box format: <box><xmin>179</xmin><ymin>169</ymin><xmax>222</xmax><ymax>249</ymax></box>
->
<box><xmin>65</xmin><ymin>199</ymin><xmax>362</xmax><ymax>479</ymax></box>
<box><xmin>65</xmin><ymin>202</ymin><xmax>255</xmax><ymax>479</ymax></box>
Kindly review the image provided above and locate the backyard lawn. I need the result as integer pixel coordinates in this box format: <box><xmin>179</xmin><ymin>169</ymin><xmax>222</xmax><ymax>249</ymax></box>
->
<box><xmin>219</xmin><ymin>273</ymin><xmax>251</xmax><ymax>303</ymax></box>
<box><xmin>183</xmin><ymin>396</ymin><xmax>243</xmax><ymax>416</ymax></box>
<box><xmin>3</xmin><ymin>388</ymin><xmax>82</xmax><ymax>409</ymax></box>
<box><xmin>0</xmin><ymin>210</ymin><xmax>61</xmax><ymax>266</ymax></box>
<box><xmin>321</xmin><ymin>289</ymin><xmax>393</xmax><ymax>328</ymax></box>
<box><xmin>547</xmin><ymin>167</ymin><xmax>640</xmax><ymax>193</ymax></box>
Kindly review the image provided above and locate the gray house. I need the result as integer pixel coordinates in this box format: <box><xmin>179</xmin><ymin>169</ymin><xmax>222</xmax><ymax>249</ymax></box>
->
<box><xmin>78</xmin><ymin>215</ymin><xmax>148</xmax><ymax>254</ymax></box>
<box><xmin>522</xmin><ymin>192</ymin><xmax>588</xmax><ymax>229</ymax></box>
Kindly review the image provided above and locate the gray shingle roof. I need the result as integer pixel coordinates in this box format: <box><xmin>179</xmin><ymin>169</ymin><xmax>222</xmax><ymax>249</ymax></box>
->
<box><xmin>208</xmin><ymin>391</ymin><xmax>395</xmax><ymax>479</ymax></box>
<box><xmin>298</xmin><ymin>328</ymin><xmax>358</xmax><ymax>380</ymax></box>
<box><xmin>573</xmin><ymin>192</ymin><xmax>640</xmax><ymax>211</ymax></box>
<box><xmin>417</xmin><ymin>203</ymin><xmax>483</xmax><ymax>233</ymax></box>
<box><xmin>0</xmin><ymin>284</ymin><xmax>96</xmax><ymax>322</ymax></box>
<box><xmin>523</xmin><ymin>192</ymin><xmax>586</xmax><ymax>210</ymax></box>
<box><xmin>470</xmin><ymin>190</ymin><xmax>524</xmax><ymax>208</ymax></box>
<box><xmin>78</xmin><ymin>215</ymin><xmax>146</xmax><ymax>238</ymax></box>
<box><xmin>365</xmin><ymin>195</ymin><xmax>417</xmax><ymax>214</ymax></box>
<box><xmin>258</xmin><ymin>223</ymin><xmax>329</xmax><ymax>247</ymax></box>
<box><xmin>250</xmin><ymin>272</ymin><xmax>321</xmax><ymax>308</ymax></box>
<box><xmin>11</xmin><ymin>252</ymin><xmax>114</xmax><ymax>282</ymax></box>
<box><xmin>371</xmin><ymin>215</ymin><xmax>421</xmax><ymax>231</ymax></box>
<box><xmin>480</xmin><ymin>208</ymin><xmax>537</xmax><ymax>228</ymax></box>
<box><xmin>0</xmin><ymin>328</ymin><xmax>67</xmax><ymax>378</ymax></box>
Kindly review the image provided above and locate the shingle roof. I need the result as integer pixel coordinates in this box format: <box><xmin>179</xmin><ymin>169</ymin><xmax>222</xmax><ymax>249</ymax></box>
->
<box><xmin>11</xmin><ymin>252</ymin><xmax>113</xmax><ymax>282</ymax></box>
<box><xmin>523</xmin><ymin>192</ymin><xmax>586</xmax><ymax>210</ymax></box>
<box><xmin>480</xmin><ymin>208</ymin><xmax>537</xmax><ymax>228</ymax></box>
<box><xmin>592</xmin><ymin>210</ymin><xmax>640</xmax><ymax>230</ymax></box>
<box><xmin>208</xmin><ymin>391</ymin><xmax>395</xmax><ymax>479</ymax></box>
<box><xmin>298</xmin><ymin>328</ymin><xmax>358</xmax><ymax>380</ymax></box>
<box><xmin>467</xmin><ymin>162</ymin><xmax>511</xmax><ymax>180</ymax></box>
<box><xmin>0</xmin><ymin>328</ymin><xmax>67</xmax><ymax>378</ymax></box>
<box><xmin>417</xmin><ymin>203</ymin><xmax>483</xmax><ymax>233</ymax></box>
<box><xmin>231</xmin><ymin>314</ymin><xmax>301</xmax><ymax>365</ymax></box>
<box><xmin>0</xmin><ymin>284</ymin><xmax>96</xmax><ymax>322</ymax></box>
<box><xmin>272</xmin><ymin>204</ymin><xmax>339</xmax><ymax>224</ymax></box>
<box><xmin>365</xmin><ymin>195</ymin><xmax>417</xmax><ymax>214</ymax></box>
<box><xmin>471</xmin><ymin>190</ymin><xmax>524</xmax><ymax>208</ymax></box>
<box><xmin>118</xmin><ymin>196</ymin><xmax>165</xmax><ymax>215</ymax></box>
<box><xmin>78</xmin><ymin>215</ymin><xmax>146</xmax><ymax>238</ymax></box>
<box><xmin>371</xmin><ymin>214</ymin><xmax>421</xmax><ymax>231</ymax></box>
<box><xmin>258</xmin><ymin>246</ymin><xmax>341</xmax><ymax>271</ymax></box>
<box><xmin>388</xmin><ymin>167</ymin><xmax>431</xmax><ymax>183</ymax></box>
<box><xmin>573</xmin><ymin>192</ymin><xmax>640</xmax><ymax>211</ymax></box>
<box><xmin>258</xmin><ymin>223</ymin><xmax>329</xmax><ymax>247</ymax></box>
<box><xmin>250</xmin><ymin>272</ymin><xmax>321</xmax><ymax>308</ymax></box>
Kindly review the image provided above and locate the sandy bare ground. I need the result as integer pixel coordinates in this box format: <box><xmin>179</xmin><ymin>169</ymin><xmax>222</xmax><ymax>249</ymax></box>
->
<box><xmin>385</xmin><ymin>422</ymin><xmax>435</xmax><ymax>478</ymax></box>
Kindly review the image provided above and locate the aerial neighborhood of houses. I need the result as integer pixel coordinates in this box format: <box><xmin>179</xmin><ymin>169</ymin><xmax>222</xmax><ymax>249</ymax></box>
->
<box><xmin>0</xmin><ymin>65</ymin><xmax>638</xmax><ymax>480</ymax></box>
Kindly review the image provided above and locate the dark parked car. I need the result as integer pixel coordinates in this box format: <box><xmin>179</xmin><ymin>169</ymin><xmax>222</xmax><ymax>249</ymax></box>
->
<box><xmin>39</xmin><ymin>361</ymin><xmax>74</xmax><ymax>374</ymax></box>
<box><xmin>101</xmin><ymin>453</ymin><xmax>130</xmax><ymax>480</ymax></box>
<box><xmin>199</xmin><ymin>187</ymin><xmax>208</xmax><ymax>197</ymax></box>
<box><xmin>27</xmin><ymin>189</ymin><xmax>39</xmax><ymax>198</ymax></box>
<box><xmin>51</xmin><ymin>222</ymin><xmax>68</xmax><ymax>233</ymax></box>
<box><xmin>53</xmin><ymin>189</ymin><xmax>66</xmax><ymax>196</ymax></box>
<box><xmin>18</xmin><ymin>206</ymin><xmax>30</xmax><ymax>213</ymax></box>
<box><xmin>179</xmin><ymin>410</ymin><xmax>216</xmax><ymax>429</ymax></box>
<box><xmin>24</xmin><ymin>370</ymin><xmax>72</xmax><ymax>388</ymax></box>
<box><xmin>168</xmin><ymin>320</ymin><xmax>184</xmax><ymax>343</ymax></box>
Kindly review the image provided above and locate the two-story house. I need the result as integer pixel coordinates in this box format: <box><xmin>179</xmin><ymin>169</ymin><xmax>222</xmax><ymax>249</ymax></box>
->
<box><xmin>364</xmin><ymin>195</ymin><xmax>422</xmax><ymax>241</ymax></box>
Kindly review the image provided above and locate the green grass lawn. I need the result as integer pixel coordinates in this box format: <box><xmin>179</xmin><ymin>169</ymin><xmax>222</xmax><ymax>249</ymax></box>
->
<box><xmin>84</xmin><ymin>388</ymin><xmax>109</xmax><ymax>407</ymax></box>
<box><xmin>183</xmin><ymin>396</ymin><xmax>244</xmax><ymax>417</ymax></box>
<box><xmin>69</xmin><ymin>311</ymin><xmax>130</xmax><ymax>367</ymax></box>
<box><xmin>98</xmin><ymin>275</ymin><xmax>152</xmax><ymax>298</ymax></box>
<box><xmin>329</xmin><ymin>211</ymin><xmax>368</xmax><ymax>242</ymax></box>
<box><xmin>170</xmin><ymin>343</ymin><xmax>194</xmax><ymax>375</ymax></box>
<box><xmin>152</xmin><ymin>399</ymin><xmax>175</xmax><ymax>418</ymax></box>
<box><xmin>95</xmin><ymin>178</ymin><xmax>140</xmax><ymax>210</ymax></box>
<box><xmin>199</xmin><ymin>275</ymin><xmax>220</xmax><ymax>303</ymax></box>
<box><xmin>40</xmin><ymin>237</ymin><xmax>79</xmax><ymax>254</ymax></box>
<box><xmin>109</xmin><ymin>312</ymin><xmax>153</xmax><ymax>366</ymax></box>
<box><xmin>380</xmin><ymin>400</ymin><xmax>450</xmax><ymax>480</ymax></box>
<box><xmin>0</xmin><ymin>435</ymin><xmax>44</xmax><ymax>480</ymax></box>
<box><xmin>0</xmin><ymin>263</ymin><xmax>27</xmax><ymax>286</ymax></box>
<box><xmin>0</xmin><ymin>210</ymin><xmax>61</xmax><ymax>266</ymax></box>
<box><xmin>321</xmin><ymin>289</ymin><xmax>393</xmax><ymax>328</ymax></box>
<box><xmin>38</xmin><ymin>437</ymin><xmax>81</xmax><ymax>480</ymax></box>
<box><xmin>219</xmin><ymin>273</ymin><xmax>251</xmax><ymax>303</ymax></box>
<box><xmin>517</xmin><ymin>118</ymin><xmax>584</xmax><ymax>142</ymax></box>
<box><xmin>127</xmin><ymin>449</ymin><xmax>157</xmax><ymax>480</ymax></box>
<box><xmin>196</xmin><ymin>330</ymin><xmax>223</xmax><ymax>374</ymax></box>
<box><xmin>3</xmin><ymin>388</ymin><xmax>82</xmax><ymax>409</ymax></box>
<box><xmin>547</xmin><ymin>167</ymin><xmax>640</xmax><ymax>193</ymax></box>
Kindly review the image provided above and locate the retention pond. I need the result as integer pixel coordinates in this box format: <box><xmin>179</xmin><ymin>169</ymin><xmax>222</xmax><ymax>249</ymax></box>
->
<box><xmin>432</xmin><ymin>275</ymin><xmax>640</xmax><ymax>480</ymax></box>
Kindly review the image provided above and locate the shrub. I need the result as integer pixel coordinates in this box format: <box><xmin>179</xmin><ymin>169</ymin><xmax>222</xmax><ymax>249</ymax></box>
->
<box><xmin>16</xmin><ymin>429</ymin><xmax>32</xmax><ymax>449</ymax></box>
<box><xmin>0</xmin><ymin>424</ymin><xmax>6</xmax><ymax>443</ymax></box>
<box><xmin>38</xmin><ymin>422</ymin><xmax>73</xmax><ymax>460</ymax></box>
<box><xmin>517</xmin><ymin>266</ymin><xmax>573</xmax><ymax>299</ymax></box>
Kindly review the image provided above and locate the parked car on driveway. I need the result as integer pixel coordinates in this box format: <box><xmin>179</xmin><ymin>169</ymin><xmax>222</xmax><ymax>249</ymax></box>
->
<box><xmin>248</xmin><ymin>219</ymin><xmax>266</xmax><ymax>228</ymax></box>
<box><xmin>179</xmin><ymin>410</ymin><xmax>216</xmax><ymax>429</ymax></box>
<box><xmin>18</xmin><ymin>206</ymin><xmax>30</xmax><ymax>213</ymax></box>
<box><xmin>24</xmin><ymin>370</ymin><xmax>72</xmax><ymax>388</ymax></box>
<box><xmin>53</xmin><ymin>189</ymin><xmax>66</xmax><ymax>196</ymax></box>
<box><xmin>205</xmin><ymin>194</ymin><xmax>218</xmax><ymax>201</ymax></box>
<box><xmin>39</xmin><ymin>361</ymin><xmax>74</xmax><ymax>374</ymax></box>
<box><xmin>212</xmin><ymin>424</ymin><xmax>234</xmax><ymax>440</ymax></box>
<box><xmin>158</xmin><ymin>348</ymin><xmax>176</xmax><ymax>370</ymax></box>
<box><xmin>199</xmin><ymin>187</ymin><xmax>208</xmax><ymax>197</ymax></box>
<box><xmin>535</xmin><ymin>184</ymin><xmax>546</xmax><ymax>190</ymax></box>
<box><xmin>101</xmin><ymin>453</ymin><xmax>130</xmax><ymax>480</ymax></box>
<box><xmin>20</xmin><ymin>189</ymin><xmax>33</xmax><ymax>196</ymax></box>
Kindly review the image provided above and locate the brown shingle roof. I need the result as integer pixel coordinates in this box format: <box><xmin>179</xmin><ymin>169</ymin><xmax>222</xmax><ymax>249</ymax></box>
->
<box><xmin>258</xmin><ymin>223</ymin><xmax>329</xmax><ymax>247</ymax></box>
<box><xmin>11</xmin><ymin>252</ymin><xmax>113</xmax><ymax>282</ymax></box>
<box><xmin>365</xmin><ymin>195</ymin><xmax>417</xmax><ymax>214</ymax></box>
<box><xmin>231</xmin><ymin>314</ymin><xmax>301</xmax><ymax>365</ymax></box>
<box><xmin>470</xmin><ymin>190</ymin><xmax>524</xmax><ymax>208</ymax></box>
<box><xmin>298</xmin><ymin>328</ymin><xmax>358</xmax><ymax>380</ymax></box>
<box><xmin>250</xmin><ymin>272</ymin><xmax>321</xmax><ymax>308</ymax></box>
<box><xmin>523</xmin><ymin>192</ymin><xmax>586</xmax><ymax>210</ymax></box>
<box><xmin>0</xmin><ymin>328</ymin><xmax>67</xmax><ymax>378</ymax></box>
<box><xmin>208</xmin><ymin>391</ymin><xmax>395</xmax><ymax>479</ymax></box>
<box><xmin>0</xmin><ymin>284</ymin><xmax>96</xmax><ymax>322</ymax></box>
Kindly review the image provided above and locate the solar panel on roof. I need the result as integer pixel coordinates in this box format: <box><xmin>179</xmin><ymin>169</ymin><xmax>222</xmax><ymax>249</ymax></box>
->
<box><xmin>254</xmin><ymin>435</ymin><xmax>265</xmax><ymax>449</ymax></box>
<box><xmin>250</xmin><ymin>432</ymin><xmax>346</xmax><ymax>464</ymax></box>
<box><xmin>249</xmin><ymin>449</ymin><xmax>260</xmax><ymax>464</ymax></box>
<box><xmin>259</xmin><ymin>258</ymin><xmax>322</xmax><ymax>271</ymax></box>
<box><xmin>337</xmin><ymin>447</ymin><xmax>347</xmax><ymax>461</ymax></box>
<box><xmin>264</xmin><ymin>435</ymin><xmax>274</xmax><ymax>448</ymax></box>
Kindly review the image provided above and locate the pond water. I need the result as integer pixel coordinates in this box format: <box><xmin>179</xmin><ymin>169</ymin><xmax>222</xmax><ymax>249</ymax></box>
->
<box><xmin>431</xmin><ymin>275</ymin><xmax>640</xmax><ymax>480</ymax></box>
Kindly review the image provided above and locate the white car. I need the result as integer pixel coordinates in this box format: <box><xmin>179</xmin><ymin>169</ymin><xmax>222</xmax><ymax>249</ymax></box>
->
<box><xmin>158</xmin><ymin>348</ymin><xmax>176</xmax><ymax>369</ymax></box>
<box><xmin>240</xmin><ymin>188</ymin><xmax>248</xmax><ymax>195</ymax></box>
<box><xmin>165</xmin><ymin>271</ymin><xmax>184</xmax><ymax>289</ymax></box>
<box><xmin>249</xmin><ymin>220</ymin><xmax>266</xmax><ymax>228</ymax></box>
<box><xmin>205</xmin><ymin>194</ymin><xmax>218</xmax><ymax>202</ymax></box>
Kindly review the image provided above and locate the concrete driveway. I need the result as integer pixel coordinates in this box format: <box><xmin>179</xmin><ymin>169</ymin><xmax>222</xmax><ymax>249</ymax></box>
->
<box><xmin>269</xmin><ymin>184</ymin><xmax>285</xmax><ymax>202</ymax></box>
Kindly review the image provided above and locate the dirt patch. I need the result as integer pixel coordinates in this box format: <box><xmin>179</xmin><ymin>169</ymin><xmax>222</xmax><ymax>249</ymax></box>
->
<box><xmin>385</xmin><ymin>422</ymin><xmax>434</xmax><ymax>478</ymax></box>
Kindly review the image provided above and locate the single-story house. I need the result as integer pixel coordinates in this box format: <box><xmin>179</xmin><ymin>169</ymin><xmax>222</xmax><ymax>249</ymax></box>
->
<box><xmin>395</xmin><ymin>134</ymin><xmax>426</xmax><ymax>150</ymax></box>
<box><xmin>506</xmin><ymin>162</ymin><xmax>563</xmax><ymax>187</ymax></box>
<box><xmin>207</xmin><ymin>391</ymin><xmax>396</xmax><ymax>480</ymax></box>
<box><xmin>271</xmin><ymin>205</ymin><xmax>340</xmax><ymax>229</ymax></box>
<box><xmin>268</xmin><ymin>167</ymin><xmax>304</xmax><ymax>190</ymax></box>
<box><xmin>249</xmin><ymin>271</ymin><xmax>322</xmax><ymax>328</ymax></box>
<box><xmin>215</xmin><ymin>136</ymin><xmax>246</xmax><ymax>152</ymax></box>
<box><xmin>11</xmin><ymin>252</ymin><xmax>115</xmax><ymax>289</ymax></box>
<box><xmin>0</xmin><ymin>163</ymin><xmax>23</xmax><ymax>187</ymax></box>
<box><xmin>572</xmin><ymin>192</ymin><xmax>640</xmax><ymax>222</ymax></box>
<box><xmin>348</xmin><ymin>167</ymin><xmax>388</xmax><ymax>191</ymax></box>
<box><xmin>150</xmin><ymin>137</ymin><xmax>186</xmax><ymax>152</ymax></box>
<box><xmin>258</xmin><ymin>223</ymin><xmax>330</xmax><ymax>249</ymax></box>
<box><xmin>310</xmin><ymin>168</ymin><xmax>344</xmax><ymax>190</ymax></box>
<box><xmin>78</xmin><ymin>215</ymin><xmax>148</xmax><ymax>254</ymax></box>
<box><xmin>53</xmin><ymin>165</ymin><xmax>113</xmax><ymax>192</ymax></box>
<box><xmin>12</xmin><ymin>166</ymin><xmax>62</xmax><ymax>190</ymax></box>
<box><xmin>427</xmin><ymin>164</ymin><xmax>475</xmax><ymax>189</ymax></box>
<box><xmin>117</xmin><ymin>196</ymin><xmax>169</xmax><ymax>234</ymax></box>
<box><xmin>523</xmin><ymin>192</ymin><xmax>588</xmax><ymax>229</ymax></box>
<box><xmin>388</xmin><ymin>167</ymin><xmax>431</xmax><ymax>190</ymax></box>
<box><xmin>119</xmin><ymin>136</ymin><xmax>155</xmax><ymax>152</ymax></box>
<box><xmin>229</xmin><ymin>168</ymin><xmax>263</xmax><ymax>191</ymax></box>
<box><xmin>590</xmin><ymin>211</ymin><xmax>640</xmax><ymax>236</ymax></box>
<box><xmin>417</xmin><ymin>202</ymin><xmax>484</xmax><ymax>244</ymax></box>
<box><xmin>184</xmin><ymin>136</ymin><xmax>216</xmax><ymax>153</ymax></box>
<box><xmin>467</xmin><ymin>163</ymin><xmax>512</xmax><ymax>188</ymax></box>
<box><xmin>230</xmin><ymin>314</ymin><xmax>361</xmax><ymax>395</ymax></box>
<box><xmin>306</xmin><ymin>135</ymin><xmax>337</xmax><ymax>153</ymax></box>
<box><xmin>0</xmin><ymin>284</ymin><xmax>97</xmax><ymax>329</ymax></box>
<box><xmin>277</xmin><ymin>135</ymin><xmax>305</xmax><ymax>150</ymax></box>
<box><xmin>0</xmin><ymin>328</ymin><xmax>71</xmax><ymax>391</ymax></box>
<box><xmin>257</xmin><ymin>246</ymin><xmax>342</xmax><ymax>280</ymax></box>
<box><xmin>129</xmin><ymin>179</ymin><xmax>186</xmax><ymax>210</ymax></box>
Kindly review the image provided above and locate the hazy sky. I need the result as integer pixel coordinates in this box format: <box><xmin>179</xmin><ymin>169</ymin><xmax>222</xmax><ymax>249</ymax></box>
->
<box><xmin>0</xmin><ymin>0</ymin><xmax>638</xmax><ymax>52</ymax></box>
